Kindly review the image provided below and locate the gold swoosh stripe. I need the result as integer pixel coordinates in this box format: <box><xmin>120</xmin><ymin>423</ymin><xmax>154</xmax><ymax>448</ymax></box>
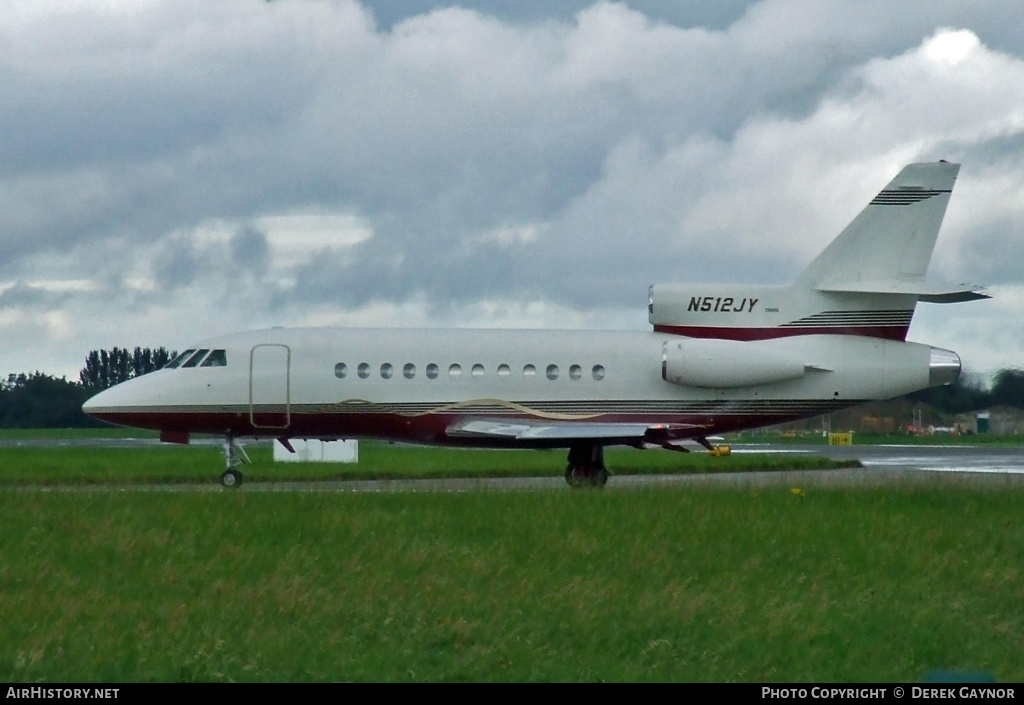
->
<box><xmin>336</xmin><ymin>397</ymin><xmax>604</xmax><ymax>420</ymax></box>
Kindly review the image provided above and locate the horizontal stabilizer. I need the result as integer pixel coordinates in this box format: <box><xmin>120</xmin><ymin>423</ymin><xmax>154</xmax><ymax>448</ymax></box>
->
<box><xmin>816</xmin><ymin>279</ymin><xmax>989</xmax><ymax>303</ymax></box>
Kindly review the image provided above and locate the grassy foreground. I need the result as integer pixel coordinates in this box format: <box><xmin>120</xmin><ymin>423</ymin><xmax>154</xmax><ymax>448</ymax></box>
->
<box><xmin>1</xmin><ymin>487</ymin><xmax>1020</xmax><ymax>682</ymax></box>
<box><xmin>0</xmin><ymin>442</ymin><xmax>857</xmax><ymax>485</ymax></box>
<box><xmin>0</xmin><ymin>428</ymin><xmax>158</xmax><ymax>441</ymax></box>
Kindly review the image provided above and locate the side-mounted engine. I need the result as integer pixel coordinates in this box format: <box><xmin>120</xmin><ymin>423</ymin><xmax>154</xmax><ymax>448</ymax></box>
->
<box><xmin>660</xmin><ymin>337</ymin><xmax>807</xmax><ymax>388</ymax></box>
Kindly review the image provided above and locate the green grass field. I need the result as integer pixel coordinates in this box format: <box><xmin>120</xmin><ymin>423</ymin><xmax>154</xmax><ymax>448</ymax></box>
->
<box><xmin>0</xmin><ymin>432</ymin><xmax>1018</xmax><ymax>681</ymax></box>
<box><xmin>1</xmin><ymin>486</ymin><xmax>1020</xmax><ymax>682</ymax></box>
<box><xmin>0</xmin><ymin>428</ymin><xmax>159</xmax><ymax>441</ymax></box>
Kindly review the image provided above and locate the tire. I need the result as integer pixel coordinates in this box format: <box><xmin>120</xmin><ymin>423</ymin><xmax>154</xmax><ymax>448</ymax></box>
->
<box><xmin>565</xmin><ymin>464</ymin><xmax>578</xmax><ymax>487</ymax></box>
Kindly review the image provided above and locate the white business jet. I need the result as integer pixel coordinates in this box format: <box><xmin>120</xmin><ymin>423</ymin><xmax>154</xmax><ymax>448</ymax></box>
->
<box><xmin>83</xmin><ymin>161</ymin><xmax>985</xmax><ymax>488</ymax></box>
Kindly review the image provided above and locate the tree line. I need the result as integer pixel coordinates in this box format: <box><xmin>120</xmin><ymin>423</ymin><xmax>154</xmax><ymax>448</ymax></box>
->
<box><xmin>1</xmin><ymin>347</ymin><xmax>176</xmax><ymax>429</ymax></box>
<box><xmin>2</xmin><ymin>347</ymin><xmax>1024</xmax><ymax>429</ymax></box>
<box><xmin>908</xmin><ymin>369</ymin><xmax>1024</xmax><ymax>414</ymax></box>
<box><xmin>79</xmin><ymin>347</ymin><xmax>176</xmax><ymax>391</ymax></box>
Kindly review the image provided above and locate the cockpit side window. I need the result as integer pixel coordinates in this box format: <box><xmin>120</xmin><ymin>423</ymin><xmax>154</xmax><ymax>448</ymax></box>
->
<box><xmin>181</xmin><ymin>349</ymin><xmax>210</xmax><ymax>368</ymax></box>
<box><xmin>165</xmin><ymin>349</ymin><xmax>196</xmax><ymax>369</ymax></box>
<box><xmin>200</xmin><ymin>349</ymin><xmax>227</xmax><ymax>367</ymax></box>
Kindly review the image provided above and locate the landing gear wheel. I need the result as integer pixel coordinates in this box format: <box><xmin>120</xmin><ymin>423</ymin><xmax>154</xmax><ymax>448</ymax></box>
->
<box><xmin>564</xmin><ymin>444</ymin><xmax>609</xmax><ymax>489</ymax></box>
<box><xmin>220</xmin><ymin>433</ymin><xmax>250</xmax><ymax>488</ymax></box>
<box><xmin>565</xmin><ymin>465</ymin><xmax>596</xmax><ymax>488</ymax></box>
<box><xmin>565</xmin><ymin>465</ymin><xmax>609</xmax><ymax>489</ymax></box>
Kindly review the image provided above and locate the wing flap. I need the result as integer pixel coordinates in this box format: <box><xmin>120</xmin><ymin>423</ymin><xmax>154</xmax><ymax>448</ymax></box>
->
<box><xmin>447</xmin><ymin>418</ymin><xmax>703</xmax><ymax>443</ymax></box>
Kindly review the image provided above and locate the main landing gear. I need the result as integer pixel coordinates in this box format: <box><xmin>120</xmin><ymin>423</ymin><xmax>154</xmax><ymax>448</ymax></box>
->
<box><xmin>565</xmin><ymin>443</ymin><xmax>609</xmax><ymax>489</ymax></box>
<box><xmin>221</xmin><ymin>434</ymin><xmax>250</xmax><ymax>488</ymax></box>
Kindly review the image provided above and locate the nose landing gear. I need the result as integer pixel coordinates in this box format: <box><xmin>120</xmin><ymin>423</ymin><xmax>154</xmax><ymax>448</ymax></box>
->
<box><xmin>220</xmin><ymin>434</ymin><xmax>250</xmax><ymax>488</ymax></box>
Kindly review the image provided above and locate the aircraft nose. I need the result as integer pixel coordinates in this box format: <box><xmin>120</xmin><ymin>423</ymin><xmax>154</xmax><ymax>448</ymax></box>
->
<box><xmin>81</xmin><ymin>390</ymin><xmax>101</xmax><ymax>414</ymax></box>
<box><xmin>81</xmin><ymin>376</ymin><xmax>150</xmax><ymax>420</ymax></box>
<box><xmin>81</xmin><ymin>375</ymin><xmax>169</xmax><ymax>431</ymax></box>
<box><xmin>82</xmin><ymin>385</ymin><xmax>118</xmax><ymax>419</ymax></box>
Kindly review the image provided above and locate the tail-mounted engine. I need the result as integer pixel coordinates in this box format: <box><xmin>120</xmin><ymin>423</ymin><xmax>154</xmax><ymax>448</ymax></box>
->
<box><xmin>661</xmin><ymin>338</ymin><xmax>807</xmax><ymax>389</ymax></box>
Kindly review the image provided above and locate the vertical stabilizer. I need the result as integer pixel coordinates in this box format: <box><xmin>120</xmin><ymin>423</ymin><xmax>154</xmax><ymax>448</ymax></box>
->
<box><xmin>648</xmin><ymin>161</ymin><xmax>985</xmax><ymax>342</ymax></box>
<box><xmin>798</xmin><ymin>161</ymin><xmax>959</xmax><ymax>288</ymax></box>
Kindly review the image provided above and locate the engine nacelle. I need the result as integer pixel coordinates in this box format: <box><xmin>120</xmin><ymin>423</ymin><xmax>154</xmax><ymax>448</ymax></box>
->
<box><xmin>649</xmin><ymin>283</ymin><xmax>781</xmax><ymax>328</ymax></box>
<box><xmin>661</xmin><ymin>338</ymin><xmax>807</xmax><ymax>388</ymax></box>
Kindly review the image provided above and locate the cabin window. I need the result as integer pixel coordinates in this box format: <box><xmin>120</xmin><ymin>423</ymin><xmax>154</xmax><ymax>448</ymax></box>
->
<box><xmin>403</xmin><ymin>363</ymin><xmax>416</xmax><ymax>379</ymax></box>
<box><xmin>426</xmin><ymin>363</ymin><xmax>439</xmax><ymax>379</ymax></box>
<box><xmin>357</xmin><ymin>363</ymin><xmax>370</xmax><ymax>379</ymax></box>
<box><xmin>181</xmin><ymin>349</ymin><xmax>210</xmax><ymax>368</ymax></box>
<box><xmin>165</xmin><ymin>350</ymin><xmax>195</xmax><ymax>369</ymax></box>
<box><xmin>546</xmin><ymin>364</ymin><xmax>559</xmax><ymax>380</ymax></box>
<box><xmin>592</xmin><ymin>365</ymin><xmax>606</xmax><ymax>381</ymax></box>
<box><xmin>497</xmin><ymin>364</ymin><xmax>511</xmax><ymax>378</ymax></box>
<box><xmin>471</xmin><ymin>364</ymin><xmax>484</xmax><ymax>377</ymax></box>
<box><xmin>201</xmin><ymin>349</ymin><xmax>227</xmax><ymax>367</ymax></box>
<box><xmin>334</xmin><ymin>363</ymin><xmax>347</xmax><ymax>379</ymax></box>
<box><xmin>381</xmin><ymin>363</ymin><xmax>393</xmax><ymax>379</ymax></box>
<box><xmin>569</xmin><ymin>364</ymin><xmax>582</xmax><ymax>381</ymax></box>
<box><xmin>449</xmin><ymin>363</ymin><xmax>462</xmax><ymax>378</ymax></box>
<box><xmin>523</xmin><ymin>364</ymin><xmax>536</xmax><ymax>378</ymax></box>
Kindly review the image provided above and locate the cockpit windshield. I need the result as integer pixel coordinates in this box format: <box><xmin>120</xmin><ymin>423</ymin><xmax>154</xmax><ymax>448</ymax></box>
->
<box><xmin>163</xmin><ymin>348</ymin><xmax>228</xmax><ymax>369</ymax></box>
<box><xmin>164</xmin><ymin>349</ymin><xmax>196</xmax><ymax>369</ymax></box>
<box><xmin>181</xmin><ymin>349</ymin><xmax>210</xmax><ymax>368</ymax></box>
<box><xmin>201</xmin><ymin>349</ymin><xmax>227</xmax><ymax>367</ymax></box>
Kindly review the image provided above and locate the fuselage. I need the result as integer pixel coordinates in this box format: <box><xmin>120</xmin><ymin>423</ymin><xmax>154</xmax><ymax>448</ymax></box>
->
<box><xmin>80</xmin><ymin>161</ymin><xmax>980</xmax><ymax>478</ymax></box>
<box><xmin>82</xmin><ymin>326</ymin><xmax>949</xmax><ymax>448</ymax></box>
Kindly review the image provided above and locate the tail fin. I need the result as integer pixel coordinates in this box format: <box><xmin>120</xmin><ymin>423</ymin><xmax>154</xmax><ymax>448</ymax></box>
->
<box><xmin>649</xmin><ymin>161</ymin><xmax>986</xmax><ymax>342</ymax></box>
<box><xmin>798</xmin><ymin>161</ymin><xmax>984</xmax><ymax>302</ymax></box>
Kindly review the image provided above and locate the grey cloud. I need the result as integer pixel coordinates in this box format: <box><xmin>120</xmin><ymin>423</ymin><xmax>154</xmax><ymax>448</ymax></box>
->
<box><xmin>363</xmin><ymin>0</ymin><xmax>757</xmax><ymax>32</ymax></box>
<box><xmin>153</xmin><ymin>237</ymin><xmax>207</xmax><ymax>290</ymax></box>
<box><xmin>5</xmin><ymin>0</ymin><xmax>1020</xmax><ymax>286</ymax></box>
<box><xmin>3</xmin><ymin>0</ymin><xmax>1024</xmax><ymax>379</ymax></box>
<box><xmin>231</xmin><ymin>225</ymin><xmax>270</xmax><ymax>274</ymax></box>
<box><xmin>0</xmin><ymin>283</ymin><xmax>71</xmax><ymax>311</ymax></box>
<box><xmin>954</xmin><ymin>222</ymin><xmax>1024</xmax><ymax>285</ymax></box>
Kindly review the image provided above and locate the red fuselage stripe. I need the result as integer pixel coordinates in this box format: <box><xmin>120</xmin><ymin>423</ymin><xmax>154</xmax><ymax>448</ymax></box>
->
<box><xmin>88</xmin><ymin>408</ymin><xmax>856</xmax><ymax>448</ymax></box>
<box><xmin>652</xmin><ymin>324</ymin><xmax>910</xmax><ymax>341</ymax></box>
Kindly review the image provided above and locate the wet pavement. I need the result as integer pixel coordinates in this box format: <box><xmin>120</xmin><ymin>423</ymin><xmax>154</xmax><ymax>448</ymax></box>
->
<box><xmin>737</xmin><ymin>442</ymin><xmax>1024</xmax><ymax>475</ymax></box>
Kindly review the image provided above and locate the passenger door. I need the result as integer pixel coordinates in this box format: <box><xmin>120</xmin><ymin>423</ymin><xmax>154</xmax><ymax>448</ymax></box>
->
<box><xmin>249</xmin><ymin>344</ymin><xmax>291</xmax><ymax>429</ymax></box>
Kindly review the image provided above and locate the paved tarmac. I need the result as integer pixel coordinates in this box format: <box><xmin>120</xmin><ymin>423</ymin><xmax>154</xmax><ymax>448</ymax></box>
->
<box><xmin>737</xmin><ymin>442</ymin><xmax>1024</xmax><ymax>474</ymax></box>
<box><xmin>4</xmin><ymin>438</ymin><xmax>1023</xmax><ymax>492</ymax></box>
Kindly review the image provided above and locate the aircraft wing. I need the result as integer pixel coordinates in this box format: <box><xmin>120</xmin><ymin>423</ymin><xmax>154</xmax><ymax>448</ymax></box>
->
<box><xmin>446</xmin><ymin>418</ymin><xmax>704</xmax><ymax>443</ymax></box>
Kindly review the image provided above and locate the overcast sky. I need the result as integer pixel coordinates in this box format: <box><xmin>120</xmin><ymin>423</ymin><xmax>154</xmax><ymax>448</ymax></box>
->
<box><xmin>3</xmin><ymin>0</ymin><xmax>1024</xmax><ymax>382</ymax></box>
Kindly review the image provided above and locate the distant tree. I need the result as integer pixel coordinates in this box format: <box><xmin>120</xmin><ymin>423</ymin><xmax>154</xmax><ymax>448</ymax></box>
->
<box><xmin>907</xmin><ymin>372</ymin><xmax>991</xmax><ymax>414</ymax></box>
<box><xmin>991</xmin><ymin>368</ymin><xmax>1024</xmax><ymax>409</ymax></box>
<box><xmin>79</xmin><ymin>347</ymin><xmax>177</xmax><ymax>391</ymax></box>
<box><xmin>0</xmin><ymin>372</ymin><xmax>98</xmax><ymax>428</ymax></box>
